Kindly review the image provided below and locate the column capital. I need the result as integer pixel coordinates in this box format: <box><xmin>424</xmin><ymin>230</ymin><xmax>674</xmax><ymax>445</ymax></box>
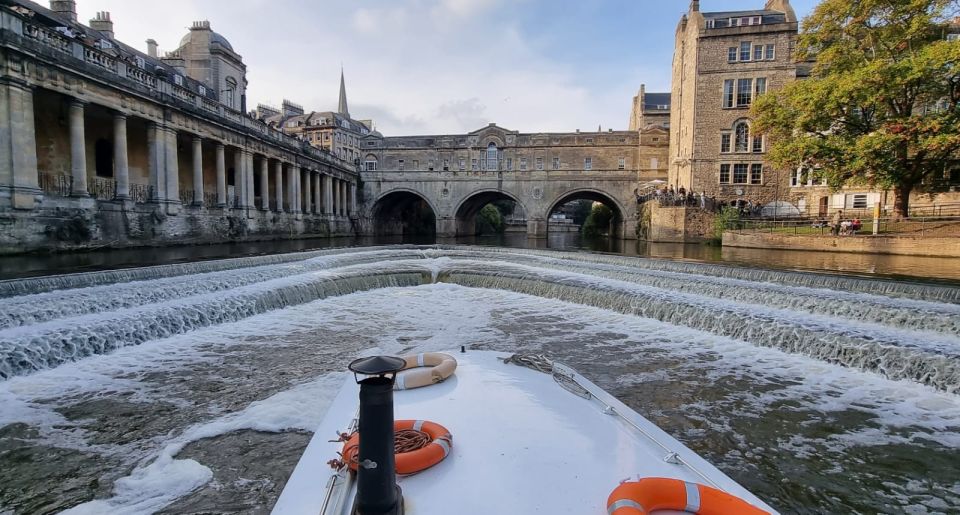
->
<box><xmin>192</xmin><ymin>135</ymin><xmax>202</xmax><ymax>144</ymax></box>
<box><xmin>69</xmin><ymin>98</ymin><xmax>89</xmax><ymax>109</ymax></box>
<box><xmin>112</xmin><ymin>111</ymin><xmax>127</xmax><ymax>121</ymax></box>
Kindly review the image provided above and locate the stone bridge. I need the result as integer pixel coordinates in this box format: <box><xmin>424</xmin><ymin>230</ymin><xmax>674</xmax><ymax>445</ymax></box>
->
<box><xmin>360</xmin><ymin>169</ymin><xmax>639</xmax><ymax>239</ymax></box>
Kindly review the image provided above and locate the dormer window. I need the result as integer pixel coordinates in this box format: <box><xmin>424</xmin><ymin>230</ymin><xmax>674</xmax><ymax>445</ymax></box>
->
<box><xmin>135</xmin><ymin>56</ymin><xmax>145</xmax><ymax>69</ymax></box>
<box><xmin>198</xmin><ymin>85</ymin><xmax>206</xmax><ymax>96</ymax></box>
<box><xmin>174</xmin><ymin>75</ymin><xmax>184</xmax><ymax>86</ymax></box>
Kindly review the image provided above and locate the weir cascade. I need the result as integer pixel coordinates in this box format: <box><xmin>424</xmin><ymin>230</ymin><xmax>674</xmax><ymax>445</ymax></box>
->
<box><xmin>1</xmin><ymin>245</ymin><xmax>959</xmax><ymax>514</ymax></box>
<box><xmin>1</xmin><ymin>246</ymin><xmax>958</xmax><ymax>391</ymax></box>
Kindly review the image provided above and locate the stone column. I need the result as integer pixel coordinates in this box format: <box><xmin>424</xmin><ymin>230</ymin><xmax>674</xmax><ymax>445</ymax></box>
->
<box><xmin>113</xmin><ymin>114</ymin><xmax>130</xmax><ymax>200</ymax></box>
<box><xmin>313</xmin><ymin>171</ymin><xmax>321</xmax><ymax>214</ymax></box>
<box><xmin>147</xmin><ymin>122</ymin><xmax>165</xmax><ymax>203</ymax></box>
<box><xmin>330</xmin><ymin>178</ymin><xmax>338</xmax><ymax>216</ymax></box>
<box><xmin>323</xmin><ymin>174</ymin><xmax>334</xmax><ymax>215</ymax></box>
<box><xmin>259</xmin><ymin>157</ymin><xmax>269</xmax><ymax>211</ymax></box>
<box><xmin>350</xmin><ymin>181</ymin><xmax>357</xmax><ymax>216</ymax></box>
<box><xmin>163</xmin><ymin>127</ymin><xmax>179</xmax><ymax>213</ymax></box>
<box><xmin>302</xmin><ymin>168</ymin><xmax>311</xmax><ymax>214</ymax></box>
<box><xmin>246</xmin><ymin>151</ymin><xmax>255</xmax><ymax>210</ymax></box>
<box><xmin>69</xmin><ymin>100</ymin><xmax>88</xmax><ymax>197</ymax></box>
<box><xmin>0</xmin><ymin>81</ymin><xmax>41</xmax><ymax>209</ymax></box>
<box><xmin>293</xmin><ymin>166</ymin><xmax>301</xmax><ymax>213</ymax></box>
<box><xmin>191</xmin><ymin>136</ymin><xmax>203</xmax><ymax>206</ymax></box>
<box><xmin>274</xmin><ymin>160</ymin><xmax>283</xmax><ymax>213</ymax></box>
<box><xmin>215</xmin><ymin>143</ymin><xmax>226</xmax><ymax>207</ymax></box>
<box><xmin>234</xmin><ymin>149</ymin><xmax>245</xmax><ymax>208</ymax></box>
<box><xmin>285</xmin><ymin>163</ymin><xmax>295</xmax><ymax>213</ymax></box>
<box><xmin>339</xmin><ymin>180</ymin><xmax>347</xmax><ymax>217</ymax></box>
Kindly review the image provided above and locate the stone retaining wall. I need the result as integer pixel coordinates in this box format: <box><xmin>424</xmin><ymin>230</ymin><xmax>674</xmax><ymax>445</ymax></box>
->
<box><xmin>723</xmin><ymin>231</ymin><xmax>960</xmax><ymax>257</ymax></box>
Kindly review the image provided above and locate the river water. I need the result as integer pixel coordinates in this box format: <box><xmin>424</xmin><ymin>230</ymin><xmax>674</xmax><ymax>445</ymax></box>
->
<box><xmin>0</xmin><ymin>246</ymin><xmax>958</xmax><ymax>514</ymax></box>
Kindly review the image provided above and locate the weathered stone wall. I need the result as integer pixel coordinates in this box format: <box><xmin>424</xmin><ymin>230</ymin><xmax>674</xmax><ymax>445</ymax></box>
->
<box><xmin>0</xmin><ymin>196</ymin><xmax>355</xmax><ymax>255</ymax></box>
<box><xmin>723</xmin><ymin>232</ymin><xmax>960</xmax><ymax>257</ymax></box>
<box><xmin>645</xmin><ymin>203</ymin><xmax>715</xmax><ymax>243</ymax></box>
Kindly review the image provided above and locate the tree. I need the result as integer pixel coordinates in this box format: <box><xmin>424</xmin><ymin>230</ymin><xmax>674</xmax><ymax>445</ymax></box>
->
<box><xmin>753</xmin><ymin>0</ymin><xmax>960</xmax><ymax>218</ymax></box>
<box><xmin>582</xmin><ymin>204</ymin><xmax>614</xmax><ymax>237</ymax></box>
<box><xmin>476</xmin><ymin>204</ymin><xmax>505</xmax><ymax>234</ymax></box>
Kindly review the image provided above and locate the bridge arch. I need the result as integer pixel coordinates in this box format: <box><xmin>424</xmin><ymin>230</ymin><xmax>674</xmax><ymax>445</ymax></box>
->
<box><xmin>371</xmin><ymin>189</ymin><xmax>438</xmax><ymax>237</ymax></box>
<box><xmin>453</xmin><ymin>189</ymin><xmax>528</xmax><ymax>236</ymax></box>
<box><xmin>545</xmin><ymin>188</ymin><xmax>627</xmax><ymax>240</ymax></box>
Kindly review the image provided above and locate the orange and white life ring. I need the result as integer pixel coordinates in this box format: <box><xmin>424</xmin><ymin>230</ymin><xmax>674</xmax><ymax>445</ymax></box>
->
<box><xmin>394</xmin><ymin>353</ymin><xmax>457</xmax><ymax>390</ymax></box>
<box><xmin>342</xmin><ymin>419</ymin><xmax>452</xmax><ymax>475</ymax></box>
<box><xmin>607</xmin><ymin>477</ymin><xmax>769</xmax><ymax>515</ymax></box>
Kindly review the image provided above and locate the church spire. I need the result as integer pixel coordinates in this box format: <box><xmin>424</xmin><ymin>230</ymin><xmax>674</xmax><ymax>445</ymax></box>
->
<box><xmin>338</xmin><ymin>67</ymin><xmax>350</xmax><ymax>118</ymax></box>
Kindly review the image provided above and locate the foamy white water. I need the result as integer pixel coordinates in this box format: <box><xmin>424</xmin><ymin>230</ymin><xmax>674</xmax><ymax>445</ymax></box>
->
<box><xmin>0</xmin><ymin>246</ymin><xmax>958</xmax><ymax>514</ymax></box>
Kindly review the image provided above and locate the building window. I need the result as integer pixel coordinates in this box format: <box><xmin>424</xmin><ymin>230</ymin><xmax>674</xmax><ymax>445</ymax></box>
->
<box><xmin>791</xmin><ymin>168</ymin><xmax>801</xmax><ymax>187</ymax></box>
<box><xmin>398</xmin><ymin>159</ymin><xmax>405</xmax><ymax>171</ymax></box>
<box><xmin>413</xmin><ymin>160</ymin><xmax>419</xmax><ymax>170</ymax></box>
<box><xmin>520</xmin><ymin>158</ymin><xmax>528</xmax><ymax>171</ymax></box>
<box><xmin>755</xmin><ymin>78</ymin><xmax>767</xmax><ymax>96</ymax></box>
<box><xmin>459</xmin><ymin>158</ymin><xmax>465</xmax><ymax>170</ymax></box>
<box><xmin>95</xmin><ymin>139</ymin><xmax>113</xmax><ymax>177</ymax></box>
<box><xmin>735</xmin><ymin>121</ymin><xmax>750</xmax><ymax>152</ymax></box>
<box><xmin>536</xmin><ymin>157</ymin><xmax>544</xmax><ymax>170</ymax></box>
<box><xmin>733</xmin><ymin>163</ymin><xmax>749</xmax><ymax>184</ymax></box>
<box><xmin>471</xmin><ymin>158</ymin><xmax>478</xmax><ymax>170</ymax></box>
<box><xmin>506</xmin><ymin>158</ymin><xmax>513</xmax><ymax>170</ymax></box>
<box><xmin>852</xmin><ymin>194</ymin><xmax>868</xmax><ymax>209</ymax></box>
<box><xmin>750</xmin><ymin>164</ymin><xmax>763</xmax><ymax>184</ymax></box>
<box><xmin>553</xmin><ymin>157</ymin><xmax>560</xmax><ymax>170</ymax></box>
<box><xmin>765</xmin><ymin>44</ymin><xmax>775</xmax><ymax>60</ymax></box>
<box><xmin>752</xmin><ymin>135</ymin><xmax>764</xmax><ymax>153</ymax></box>
<box><xmin>723</xmin><ymin>80</ymin><xmax>735</xmax><ymax>108</ymax></box>
<box><xmin>618</xmin><ymin>157</ymin><xmax>626</xmax><ymax>170</ymax></box>
<box><xmin>737</xmin><ymin>79</ymin><xmax>753</xmax><ymax>107</ymax></box>
<box><xmin>720</xmin><ymin>164</ymin><xmax>731</xmax><ymax>184</ymax></box>
<box><xmin>739</xmin><ymin>41</ymin><xmax>752</xmax><ymax>61</ymax></box>
<box><xmin>443</xmin><ymin>159</ymin><xmax>449</xmax><ymax>171</ymax></box>
<box><xmin>135</xmin><ymin>56</ymin><xmax>145</xmax><ymax>69</ymax></box>
<box><xmin>753</xmin><ymin>44</ymin><xmax>764</xmax><ymax>61</ymax></box>
<box><xmin>486</xmin><ymin>143</ymin><xmax>498</xmax><ymax>171</ymax></box>
<box><xmin>365</xmin><ymin>159</ymin><xmax>377</xmax><ymax>171</ymax></box>
<box><xmin>651</xmin><ymin>157</ymin><xmax>659</xmax><ymax>169</ymax></box>
<box><xmin>584</xmin><ymin>157</ymin><xmax>593</xmax><ymax>170</ymax></box>
<box><xmin>721</xmin><ymin>133</ymin><xmax>731</xmax><ymax>153</ymax></box>
<box><xmin>728</xmin><ymin>47</ymin><xmax>738</xmax><ymax>62</ymax></box>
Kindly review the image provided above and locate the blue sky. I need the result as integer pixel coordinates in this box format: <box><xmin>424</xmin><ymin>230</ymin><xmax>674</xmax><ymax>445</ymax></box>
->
<box><xmin>76</xmin><ymin>0</ymin><xmax>820</xmax><ymax>135</ymax></box>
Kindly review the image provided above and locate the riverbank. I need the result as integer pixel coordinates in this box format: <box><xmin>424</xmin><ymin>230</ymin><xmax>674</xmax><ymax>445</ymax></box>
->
<box><xmin>723</xmin><ymin>231</ymin><xmax>960</xmax><ymax>258</ymax></box>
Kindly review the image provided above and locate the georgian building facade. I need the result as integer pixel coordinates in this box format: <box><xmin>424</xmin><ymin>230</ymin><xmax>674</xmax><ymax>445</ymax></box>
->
<box><xmin>669</xmin><ymin>0</ymin><xmax>798</xmax><ymax>205</ymax></box>
<box><xmin>0</xmin><ymin>0</ymin><xmax>359</xmax><ymax>253</ymax></box>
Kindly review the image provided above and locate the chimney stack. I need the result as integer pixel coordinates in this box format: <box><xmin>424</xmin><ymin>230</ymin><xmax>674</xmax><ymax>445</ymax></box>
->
<box><xmin>146</xmin><ymin>39</ymin><xmax>158</xmax><ymax>58</ymax></box>
<box><xmin>90</xmin><ymin>12</ymin><xmax>114</xmax><ymax>39</ymax></box>
<box><xmin>49</xmin><ymin>0</ymin><xmax>77</xmax><ymax>22</ymax></box>
<box><xmin>690</xmin><ymin>0</ymin><xmax>700</xmax><ymax>12</ymax></box>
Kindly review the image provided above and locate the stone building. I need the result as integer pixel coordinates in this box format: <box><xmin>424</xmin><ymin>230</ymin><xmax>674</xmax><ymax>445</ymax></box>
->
<box><xmin>257</xmin><ymin>72</ymin><xmax>376</xmax><ymax>166</ymax></box>
<box><xmin>0</xmin><ymin>0</ymin><xmax>359</xmax><ymax>254</ymax></box>
<box><xmin>668</xmin><ymin>0</ymin><xmax>798</xmax><ymax>206</ymax></box>
<box><xmin>629</xmin><ymin>84</ymin><xmax>671</xmax><ymax>186</ymax></box>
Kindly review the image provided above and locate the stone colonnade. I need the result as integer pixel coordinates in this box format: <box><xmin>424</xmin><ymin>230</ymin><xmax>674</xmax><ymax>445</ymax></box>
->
<box><xmin>0</xmin><ymin>82</ymin><xmax>358</xmax><ymax>218</ymax></box>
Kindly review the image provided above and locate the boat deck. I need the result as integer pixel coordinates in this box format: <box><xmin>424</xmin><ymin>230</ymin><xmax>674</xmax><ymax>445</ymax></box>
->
<box><xmin>273</xmin><ymin>351</ymin><xmax>775</xmax><ymax>514</ymax></box>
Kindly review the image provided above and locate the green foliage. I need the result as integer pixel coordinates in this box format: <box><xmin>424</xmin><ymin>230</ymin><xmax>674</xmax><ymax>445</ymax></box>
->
<box><xmin>752</xmin><ymin>0</ymin><xmax>960</xmax><ymax>218</ymax></box>
<box><xmin>476</xmin><ymin>204</ymin><xmax>505</xmax><ymax>234</ymax></box>
<box><xmin>582</xmin><ymin>204</ymin><xmax>614</xmax><ymax>237</ymax></box>
<box><xmin>713</xmin><ymin>206</ymin><xmax>741</xmax><ymax>241</ymax></box>
<box><xmin>571</xmin><ymin>200</ymin><xmax>594</xmax><ymax>226</ymax></box>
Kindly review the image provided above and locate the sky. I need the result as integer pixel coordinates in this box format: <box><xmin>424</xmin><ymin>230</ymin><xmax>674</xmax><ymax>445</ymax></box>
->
<box><xmin>74</xmin><ymin>0</ymin><xmax>820</xmax><ymax>136</ymax></box>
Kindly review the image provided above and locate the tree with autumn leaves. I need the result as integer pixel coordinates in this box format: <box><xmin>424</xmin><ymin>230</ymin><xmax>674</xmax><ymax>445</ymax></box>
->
<box><xmin>753</xmin><ymin>0</ymin><xmax>960</xmax><ymax>218</ymax></box>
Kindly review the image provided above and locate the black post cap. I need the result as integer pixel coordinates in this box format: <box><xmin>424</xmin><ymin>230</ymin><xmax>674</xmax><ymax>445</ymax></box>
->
<box><xmin>349</xmin><ymin>356</ymin><xmax>406</xmax><ymax>377</ymax></box>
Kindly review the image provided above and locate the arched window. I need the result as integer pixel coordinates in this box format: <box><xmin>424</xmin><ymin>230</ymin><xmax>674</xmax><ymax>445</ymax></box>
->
<box><xmin>364</xmin><ymin>155</ymin><xmax>378</xmax><ymax>171</ymax></box>
<box><xmin>734</xmin><ymin>121</ymin><xmax>750</xmax><ymax>152</ymax></box>
<box><xmin>486</xmin><ymin>143</ymin><xmax>498</xmax><ymax>171</ymax></box>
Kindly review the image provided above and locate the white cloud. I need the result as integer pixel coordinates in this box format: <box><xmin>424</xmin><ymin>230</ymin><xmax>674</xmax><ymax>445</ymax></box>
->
<box><xmin>73</xmin><ymin>0</ymin><xmax>642</xmax><ymax>136</ymax></box>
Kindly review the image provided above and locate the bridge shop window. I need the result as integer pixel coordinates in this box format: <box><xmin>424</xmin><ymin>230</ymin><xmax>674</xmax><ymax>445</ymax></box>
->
<box><xmin>486</xmin><ymin>143</ymin><xmax>499</xmax><ymax>171</ymax></box>
<box><xmin>618</xmin><ymin>157</ymin><xmax>626</xmax><ymax>170</ymax></box>
<box><xmin>443</xmin><ymin>159</ymin><xmax>450</xmax><ymax>171</ymax></box>
<box><xmin>506</xmin><ymin>158</ymin><xmax>513</xmax><ymax>170</ymax></box>
<box><xmin>413</xmin><ymin>160</ymin><xmax>419</xmax><ymax>170</ymax></box>
<box><xmin>398</xmin><ymin>159</ymin><xmax>405</xmax><ymax>171</ymax></box>
<box><xmin>536</xmin><ymin>157</ymin><xmax>543</xmax><ymax>170</ymax></box>
<box><xmin>471</xmin><ymin>159</ymin><xmax>478</xmax><ymax>171</ymax></box>
<box><xmin>459</xmin><ymin>158</ymin><xmax>465</xmax><ymax>170</ymax></box>
<box><xmin>584</xmin><ymin>157</ymin><xmax>593</xmax><ymax>171</ymax></box>
<box><xmin>520</xmin><ymin>158</ymin><xmax>528</xmax><ymax>171</ymax></box>
<box><xmin>553</xmin><ymin>157</ymin><xmax>560</xmax><ymax>170</ymax></box>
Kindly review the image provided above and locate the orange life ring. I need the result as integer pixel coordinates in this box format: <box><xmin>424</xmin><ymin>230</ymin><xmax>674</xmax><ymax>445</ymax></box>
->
<box><xmin>607</xmin><ymin>477</ymin><xmax>769</xmax><ymax>515</ymax></box>
<box><xmin>342</xmin><ymin>419</ymin><xmax>452</xmax><ymax>475</ymax></box>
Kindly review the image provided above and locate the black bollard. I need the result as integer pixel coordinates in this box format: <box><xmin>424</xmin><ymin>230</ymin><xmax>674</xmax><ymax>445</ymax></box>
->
<box><xmin>348</xmin><ymin>356</ymin><xmax>407</xmax><ymax>515</ymax></box>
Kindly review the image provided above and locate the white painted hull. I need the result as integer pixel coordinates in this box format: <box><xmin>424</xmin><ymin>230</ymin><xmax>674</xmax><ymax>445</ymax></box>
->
<box><xmin>273</xmin><ymin>351</ymin><xmax>777</xmax><ymax>514</ymax></box>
